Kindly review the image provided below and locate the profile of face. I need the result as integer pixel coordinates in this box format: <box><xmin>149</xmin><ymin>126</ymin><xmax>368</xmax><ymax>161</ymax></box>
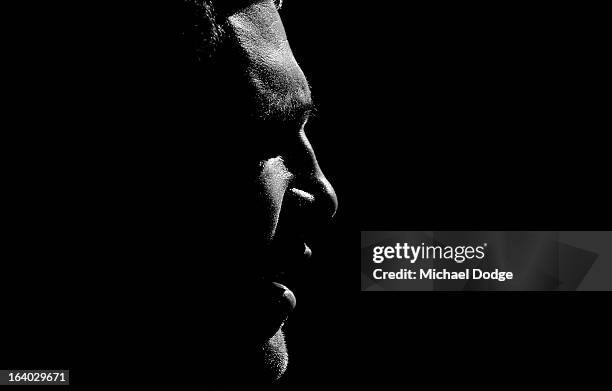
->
<box><xmin>184</xmin><ymin>0</ymin><xmax>338</xmax><ymax>388</ymax></box>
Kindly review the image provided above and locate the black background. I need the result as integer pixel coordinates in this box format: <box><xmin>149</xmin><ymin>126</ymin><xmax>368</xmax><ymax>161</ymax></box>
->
<box><xmin>2</xmin><ymin>1</ymin><xmax>610</xmax><ymax>389</ymax></box>
<box><xmin>276</xmin><ymin>1</ymin><xmax>610</xmax><ymax>390</ymax></box>
<box><xmin>282</xmin><ymin>0</ymin><xmax>609</xmax><ymax>230</ymax></box>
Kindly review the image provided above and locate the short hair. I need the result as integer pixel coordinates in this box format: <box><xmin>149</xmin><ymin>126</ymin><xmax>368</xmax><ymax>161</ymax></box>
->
<box><xmin>179</xmin><ymin>0</ymin><xmax>224</xmax><ymax>63</ymax></box>
<box><xmin>178</xmin><ymin>1</ymin><xmax>285</xmax><ymax>64</ymax></box>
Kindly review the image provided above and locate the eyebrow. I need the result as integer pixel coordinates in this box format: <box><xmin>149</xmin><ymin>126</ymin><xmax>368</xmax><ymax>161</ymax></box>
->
<box><xmin>289</xmin><ymin>96</ymin><xmax>316</xmax><ymax>122</ymax></box>
<box><xmin>218</xmin><ymin>0</ymin><xmax>284</xmax><ymax>15</ymax></box>
<box><xmin>254</xmin><ymin>87</ymin><xmax>316</xmax><ymax>125</ymax></box>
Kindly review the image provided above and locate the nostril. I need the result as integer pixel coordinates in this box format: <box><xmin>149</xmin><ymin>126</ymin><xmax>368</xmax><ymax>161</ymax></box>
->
<box><xmin>287</xmin><ymin>177</ymin><xmax>336</xmax><ymax>223</ymax></box>
<box><xmin>289</xmin><ymin>188</ymin><xmax>315</xmax><ymax>205</ymax></box>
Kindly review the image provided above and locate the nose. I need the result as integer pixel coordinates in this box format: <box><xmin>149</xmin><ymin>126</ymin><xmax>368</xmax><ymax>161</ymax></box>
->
<box><xmin>285</xmin><ymin>132</ymin><xmax>338</xmax><ymax>224</ymax></box>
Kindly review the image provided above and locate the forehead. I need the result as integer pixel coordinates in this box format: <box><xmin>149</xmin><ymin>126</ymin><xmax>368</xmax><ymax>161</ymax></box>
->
<box><xmin>214</xmin><ymin>0</ymin><xmax>281</xmax><ymax>16</ymax></box>
<box><xmin>227</xmin><ymin>1</ymin><xmax>289</xmax><ymax>56</ymax></box>
<box><xmin>225</xmin><ymin>1</ymin><xmax>312</xmax><ymax>119</ymax></box>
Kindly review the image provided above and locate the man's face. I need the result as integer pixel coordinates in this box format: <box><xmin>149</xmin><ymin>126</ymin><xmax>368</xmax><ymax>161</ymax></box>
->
<box><xmin>202</xmin><ymin>0</ymin><xmax>337</xmax><ymax>387</ymax></box>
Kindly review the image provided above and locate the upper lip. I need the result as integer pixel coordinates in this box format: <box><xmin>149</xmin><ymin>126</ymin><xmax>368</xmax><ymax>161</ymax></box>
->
<box><xmin>248</xmin><ymin>230</ymin><xmax>312</xmax><ymax>342</ymax></box>
<box><xmin>261</xmin><ymin>238</ymin><xmax>311</xmax><ymax>281</ymax></box>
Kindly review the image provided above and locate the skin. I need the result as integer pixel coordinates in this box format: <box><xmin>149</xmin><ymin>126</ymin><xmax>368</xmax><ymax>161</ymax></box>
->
<box><xmin>226</xmin><ymin>1</ymin><xmax>336</xmax><ymax>246</ymax></box>
<box><xmin>204</xmin><ymin>0</ymin><xmax>337</xmax><ymax>388</ymax></box>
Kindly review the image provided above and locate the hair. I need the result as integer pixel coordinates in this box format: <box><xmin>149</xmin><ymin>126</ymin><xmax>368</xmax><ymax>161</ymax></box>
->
<box><xmin>179</xmin><ymin>0</ymin><xmax>225</xmax><ymax>63</ymax></box>
<box><xmin>178</xmin><ymin>0</ymin><xmax>285</xmax><ymax>63</ymax></box>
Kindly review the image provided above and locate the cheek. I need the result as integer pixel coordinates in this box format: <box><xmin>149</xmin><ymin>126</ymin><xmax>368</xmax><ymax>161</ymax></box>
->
<box><xmin>257</xmin><ymin>158</ymin><xmax>292</xmax><ymax>242</ymax></box>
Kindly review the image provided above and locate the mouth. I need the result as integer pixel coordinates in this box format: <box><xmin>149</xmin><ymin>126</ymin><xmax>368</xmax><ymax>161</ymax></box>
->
<box><xmin>243</xmin><ymin>240</ymin><xmax>310</xmax><ymax>345</ymax></box>
<box><xmin>242</xmin><ymin>281</ymin><xmax>296</xmax><ymax>345</ymax></box>
<box><xmin>268</xmin><ymin>281</ymin><xmax>296</xmax><ymax>331</ymax></box>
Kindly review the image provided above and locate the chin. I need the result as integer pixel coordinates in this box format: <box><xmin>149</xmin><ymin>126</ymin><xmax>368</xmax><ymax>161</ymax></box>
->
<box><xmin>211</xmin><ymin>327</ymin><xmax>289</xmax><ymax>390</ymax></box>
<box><xmin>260</xmin><ymin>327</ymin><xmax>289</xmax><ymax>382</ymax></box>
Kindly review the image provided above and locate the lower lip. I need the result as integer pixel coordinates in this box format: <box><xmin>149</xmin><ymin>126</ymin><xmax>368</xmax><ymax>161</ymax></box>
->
<box><xmin>244</xmin><ymin>282</ymin><xmax>296</xmax><ymax>344</ymax></box>
<box><xmin>274</xmin><ymin>282</ymin><xmax>297</xmax><ymax>309</ymax></box>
